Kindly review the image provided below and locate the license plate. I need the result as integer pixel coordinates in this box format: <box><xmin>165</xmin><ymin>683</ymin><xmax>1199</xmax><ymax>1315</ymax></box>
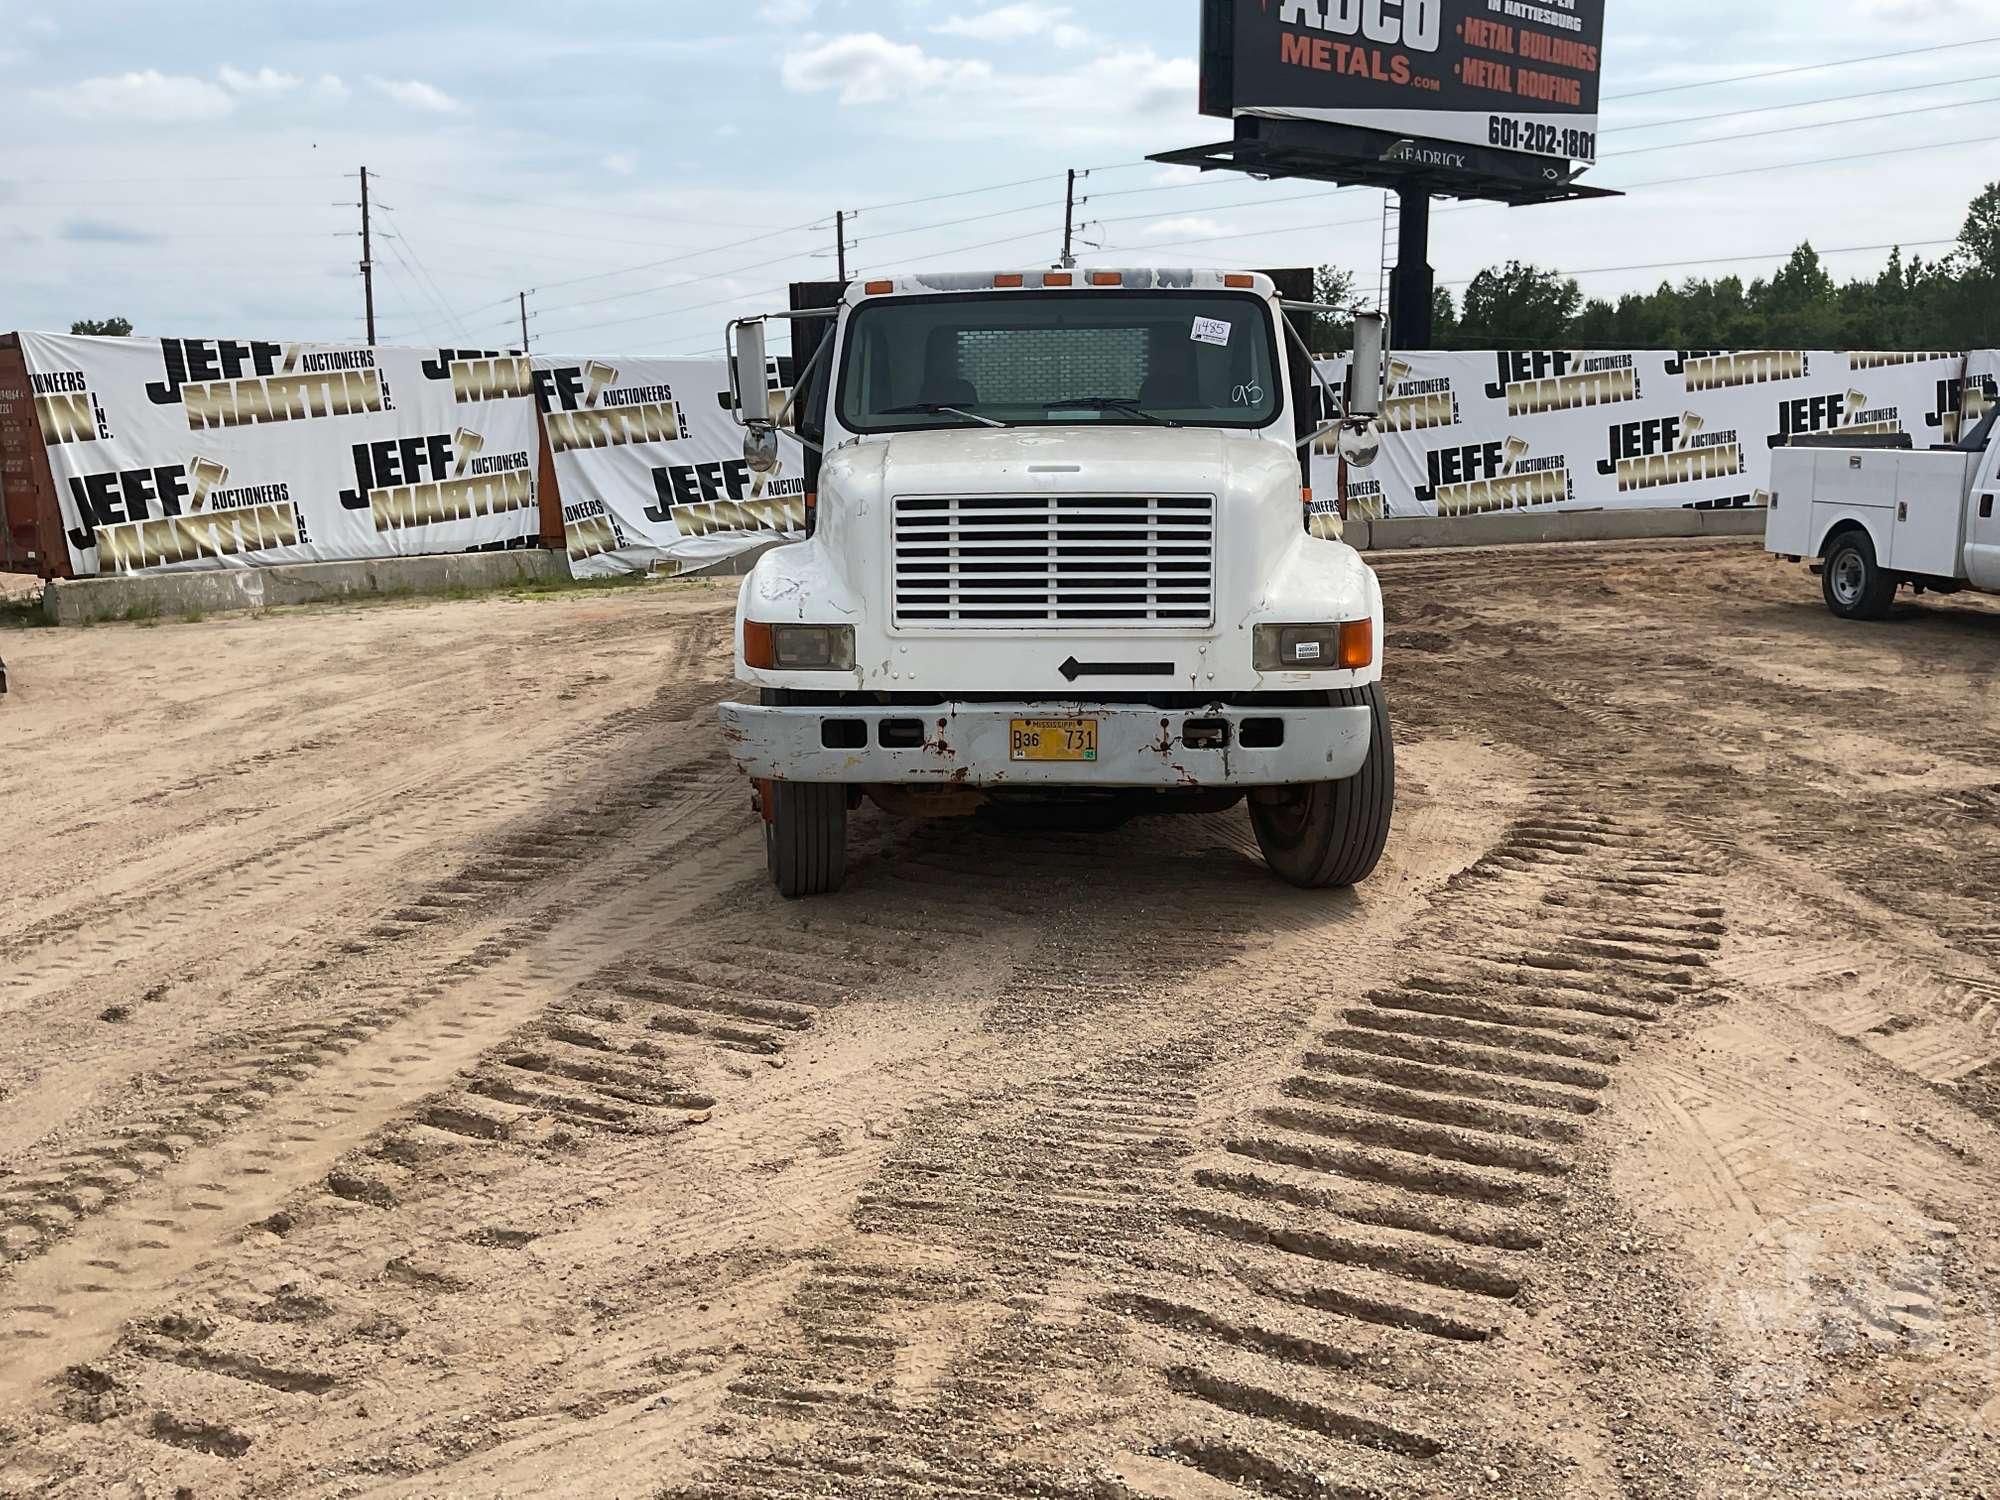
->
<box><xmin>1010</xmin><ymin>718</ymin><xmax>1098</xmax><ymax>763</ymax></box>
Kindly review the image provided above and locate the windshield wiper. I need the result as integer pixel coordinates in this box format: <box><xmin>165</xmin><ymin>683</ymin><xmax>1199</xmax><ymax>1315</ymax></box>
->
<box><xmin>1046</xmin><ymin>395</ymin><xmax>1178</xmax><ymax>427</ymax></box>
<box><xmin>880</xmin><ymin>401</ymin><xmax>1008</xmax><ymax>429</ymax></box>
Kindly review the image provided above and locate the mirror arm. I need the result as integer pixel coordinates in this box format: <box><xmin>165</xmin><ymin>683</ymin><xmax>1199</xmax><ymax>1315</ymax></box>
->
<box><xmin>1281</xmin><ymin>311</ymin><xmax>1349</xmax><ymax>423</ymax></box>
<box><xmin>773</xmin><ymin>333</ymin><xmax>836</xmax><ymax>437</ymax></box>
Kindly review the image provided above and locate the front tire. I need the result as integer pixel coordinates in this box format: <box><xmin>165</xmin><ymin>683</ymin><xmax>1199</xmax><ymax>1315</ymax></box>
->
<box><xmin>766</xmin><ymin>780</ymin><xmax>848</xmax><ymax>899</ymax></box>
<box><xmin>1822</xmin><ymin>529</ymin><xmax>1897</xmax><ymax>620</ymax></box>
<box><xmin>1249</xmin><ymin>683</ymin><xmax>1394</xmax><ymax>890</ymax></box>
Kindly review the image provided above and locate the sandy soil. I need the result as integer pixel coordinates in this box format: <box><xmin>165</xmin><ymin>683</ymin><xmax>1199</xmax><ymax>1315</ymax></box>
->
<box><xmin>0</xmin><ymin>541</ymin><xmax>1996</xmax><ymax>1499</ymax></box>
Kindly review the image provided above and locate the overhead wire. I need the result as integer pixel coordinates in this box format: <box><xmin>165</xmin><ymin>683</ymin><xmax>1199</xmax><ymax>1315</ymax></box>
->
<box><xmin>1605</xmin><ymin>34</ymin><xmax>2000</xmax><ymax>101</ymax></box>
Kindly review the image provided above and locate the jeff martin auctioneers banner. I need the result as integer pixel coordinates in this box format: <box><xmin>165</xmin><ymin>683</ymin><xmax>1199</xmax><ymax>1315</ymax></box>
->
<box><xmin>1307</xmin><ymin>348</ymin><xmax>1982</xmax><ymax>531</ymax></box>
<box><xmin>21</xmin><ymin>332</ymin><xmax>545</xmax><ymax>577</ymax></box>
<box><xmin>533</xmin><ymin>352</ymin><xmax>807</xmax><ymax>578</ymax></box>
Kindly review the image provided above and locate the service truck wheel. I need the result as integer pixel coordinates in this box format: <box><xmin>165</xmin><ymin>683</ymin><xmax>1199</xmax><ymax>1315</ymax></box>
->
<box><xmin>1249</xmin><ymin>683</ymin><xmax>1394</xmax><ymax>890</ymax></box>
<box><xmin>766</xmin><ymin>780</ymin><xmax>848</xmax><ymax>899</ymax></box>
<box><xmin>1823</xmin><ymin>529</ymin><xmax>1897</xmax><ymax>620</ymax></box>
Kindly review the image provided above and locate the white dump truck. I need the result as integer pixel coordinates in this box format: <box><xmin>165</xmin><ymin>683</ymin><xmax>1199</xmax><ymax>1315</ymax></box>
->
<box><xmin>718</xmin><ymin>269</ymin><xmax>1393</xmax><ymax>898</ymax></box>
<box><xmin>1766</xmin><ymin>398</ymin><xmax>2000</xmax><ymax>619</ymax></box>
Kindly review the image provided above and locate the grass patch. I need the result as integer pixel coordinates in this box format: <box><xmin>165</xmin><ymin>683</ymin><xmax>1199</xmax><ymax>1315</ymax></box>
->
<box><xmin>1</xmin><ymin>591</ymin><xmax>50</xmax><ymax>629</ymax></box>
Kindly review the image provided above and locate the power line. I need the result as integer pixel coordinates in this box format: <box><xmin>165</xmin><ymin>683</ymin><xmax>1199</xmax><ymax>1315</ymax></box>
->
<box><xmin>1606</xmin><ymin>70</ymin><xmax>2000</xmax><ymax>134</ymax></box>
<box><xmin>377</xmin><ymin>205</ymin><xmax>795</xmax><ymax>254</ymax></box>
<box><xmin>1</xmin><ymin>172</ymin><xmax>344</xmax><ymax>185</ymax></box>
<box><xmin>371</xmin><ymin>174</ymin><xmax>793</xmax><ymax>232</ymax></box>
<box><xmin>1604</xmin><ymin>90</ymin><xmax>2000</xmax><ymax>160</ymax></box>
<box><xmin>852</xmin><ymin>171</ymin><xmax>1066</xmax><ymax>216</ymax></box>
<box><xmin>1606</xmin><ymin>35</ymin><xmax>2000</xmax><ymax>102</ymax></box>
<box><xmin>1612</xmin><ymin>131</ymin><xmax>2000</xmax><ymax>191</ymax></box>
<box><xmin>374</xmin><ymin>204</ymin><xmax>465</xmax><ymax>342</ymax></box>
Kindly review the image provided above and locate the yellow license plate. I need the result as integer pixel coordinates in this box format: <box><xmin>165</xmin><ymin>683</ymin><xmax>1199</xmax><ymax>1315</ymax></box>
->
<box><xmin>1010</xmin><ymin>718</ymin><xmax>1099</xmax><ymax>763</ymax></box>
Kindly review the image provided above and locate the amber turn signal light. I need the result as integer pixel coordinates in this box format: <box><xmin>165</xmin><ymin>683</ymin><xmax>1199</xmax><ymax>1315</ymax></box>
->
<box><xmin>1338</xmin><ymin>619</ymin><xmax>1374</xmax><ymax>671</ymax></box>
<box><xmin>743</xmin><ymin>619</ymin><xmax>775</xmax><ymax>669</ymax></box>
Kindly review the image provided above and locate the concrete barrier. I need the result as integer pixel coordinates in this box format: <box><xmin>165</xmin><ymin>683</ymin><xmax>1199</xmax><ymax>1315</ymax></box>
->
<box><xmin>1347</xmin><ymin>507</ymin><xmax>1765</xmax><ymax>551</ymax></box>
<box><xmin>43</xmin><ymin>548</ymin><xmax>569</xmax><ymax>625</ymax></box>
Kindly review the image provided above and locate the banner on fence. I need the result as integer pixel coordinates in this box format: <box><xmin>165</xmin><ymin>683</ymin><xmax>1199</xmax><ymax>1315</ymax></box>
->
<box><xmin>533</xmin><ymin>353</ymin><xmax>807</xmax><ymax>577</ymax></box>
<box><xmin>1963</xmin><ymin>350</ymin><xmax>2000</xmax><ymax>438</ymax></box>
<box><xmin>1307</xmin><ymin>348</ymin><xmax>1972</xmax><ymax>528</ymax></box>
<box><xmin>19</xmin><ymin>333</ymin><xmax>545</xmax><ymax>576</ymax></box>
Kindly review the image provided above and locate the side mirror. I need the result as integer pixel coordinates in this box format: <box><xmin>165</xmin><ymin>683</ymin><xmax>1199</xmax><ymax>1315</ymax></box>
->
<box><xmin>743</xmin><ymin>424</ymin><xmax>780</xmax><ymax>474</ymax></box>
<box><xmin>1347</xmin><ymin>312</ymin><xmax>1386</xmax><ymax>422</ymax></box>
<box><xmin>726</xmin><ymin>316</ymin><xmax>769</xmax><ymax>429</ymax></box>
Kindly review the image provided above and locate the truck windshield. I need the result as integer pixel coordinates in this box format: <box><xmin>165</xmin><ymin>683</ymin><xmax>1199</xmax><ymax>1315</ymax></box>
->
<box><xmin>836</xmin><ymin>290</ymin><xmax>1283</xmax><ymax>435</ymax></box>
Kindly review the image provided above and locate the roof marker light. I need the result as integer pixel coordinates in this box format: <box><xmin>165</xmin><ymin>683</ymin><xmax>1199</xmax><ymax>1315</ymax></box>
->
<box><xmin>1090</xmin><ymin>271</ymin><xmax>1122</xmax><ymax>287</ymax></box>
<box><xmin>864</xmin><ymin>280</ymin><xmax>894</xmax><ymax>296</ymax></box>
<box><xmin>993</xmin><ymin>273</ymin><xmax>1024</xmax><ymax>288</ymax></box>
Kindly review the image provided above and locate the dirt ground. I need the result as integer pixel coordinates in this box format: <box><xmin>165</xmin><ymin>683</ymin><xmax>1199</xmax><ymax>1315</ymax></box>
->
<box><xmin>0</xmin><ymin>538</ymin><xmax>1997</xmax><ymax>1500</ymax></box>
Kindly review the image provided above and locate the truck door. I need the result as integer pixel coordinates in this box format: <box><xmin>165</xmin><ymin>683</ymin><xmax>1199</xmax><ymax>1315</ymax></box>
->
<box><xmin>1966</xmin><ymin>430</ymin><xmax>2000</xmax><ymax>591</ymax></box>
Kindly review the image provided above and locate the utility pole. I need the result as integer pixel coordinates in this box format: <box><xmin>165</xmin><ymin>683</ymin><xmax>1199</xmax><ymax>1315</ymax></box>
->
<box><xmin>518</xmin><ymin>291</ymin><xmax>530</xmax><ymax>354</ymax></box>
<box><xmin>358</xmin><ymin>165</ymin><xmax>376</xmax><ymax>345</ymax></box>
<box><xmin>1062</xmin><ymin>170</ymin><xmax>1078</xmax><ymax>268</ymax></box>
<box><xmin>835</xmin><ymin>210</ymin><xmax>848</xmax><ymax>281</ymax></box>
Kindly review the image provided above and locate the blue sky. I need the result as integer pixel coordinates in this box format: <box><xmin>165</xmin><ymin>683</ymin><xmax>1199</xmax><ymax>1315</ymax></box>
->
<box><xmin>3</xmin><ymin>0</ymin><xmax>1996</xmax><ymax>351</ymax></box>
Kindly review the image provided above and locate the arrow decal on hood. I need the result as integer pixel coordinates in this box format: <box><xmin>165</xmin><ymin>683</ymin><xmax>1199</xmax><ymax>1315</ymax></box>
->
<box><xmin>1058</xmin><ymin>657</ymin><xmax>1176</xmax><ymax>683</ymax></box>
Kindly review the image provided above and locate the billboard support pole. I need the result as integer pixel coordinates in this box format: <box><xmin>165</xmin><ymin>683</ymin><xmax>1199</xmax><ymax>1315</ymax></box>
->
<box><xmin>1390</xmin><ymin>186</ymin><xmax>1433</xmax><ymax>352</ymax></box>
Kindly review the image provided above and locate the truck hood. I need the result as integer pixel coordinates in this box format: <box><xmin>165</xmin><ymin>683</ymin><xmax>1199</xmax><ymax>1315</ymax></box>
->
<box><xmin>823</xmin><ymin>425</ymin><xmax>1302</xmax><ymax>513</ymax></box>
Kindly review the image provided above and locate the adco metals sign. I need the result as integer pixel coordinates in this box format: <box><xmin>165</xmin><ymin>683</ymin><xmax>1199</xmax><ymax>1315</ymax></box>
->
<box><xmin>1201</xmin><ymin>0</ymin><xmax>1606</xmax><ymax>164</ymax></box>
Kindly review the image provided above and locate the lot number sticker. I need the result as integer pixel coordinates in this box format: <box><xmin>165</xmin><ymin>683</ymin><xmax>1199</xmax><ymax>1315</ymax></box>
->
<box><xmin>1191</xmin><ymin>317</ymin><xmax>1233</xmax><ymax>347</ymax></box>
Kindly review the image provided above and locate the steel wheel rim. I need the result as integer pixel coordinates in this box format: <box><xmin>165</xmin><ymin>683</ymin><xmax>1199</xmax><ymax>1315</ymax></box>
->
<box><xmin>1830</xmin><ymin>550</ymin><xmax>1866</xmax><ymax>606</ymax></box>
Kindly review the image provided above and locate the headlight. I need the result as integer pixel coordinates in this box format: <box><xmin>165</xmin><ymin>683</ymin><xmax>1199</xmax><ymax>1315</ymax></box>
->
<box><xmin>744</xmin><ymin>620</ymin><xmax>855</xmax><ymax>671</ymax></box>
<box><xmin>1254</xmin><ymin>621</ymin><xmax>1373</xmax><ymax>671</ymax></box>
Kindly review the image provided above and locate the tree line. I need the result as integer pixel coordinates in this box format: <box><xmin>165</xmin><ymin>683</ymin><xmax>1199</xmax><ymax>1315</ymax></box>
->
<box><xmin>1319</xmin><ymin>180</ymin><xmax>1999</xmax><ymax>353</ymax></box>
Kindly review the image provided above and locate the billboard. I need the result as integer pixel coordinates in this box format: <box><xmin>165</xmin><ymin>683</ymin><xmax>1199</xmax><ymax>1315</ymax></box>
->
<box><xmin>1201</xmin><ymin>0</ymin><xmax>1605</xmax><ymax>164</ymax></box>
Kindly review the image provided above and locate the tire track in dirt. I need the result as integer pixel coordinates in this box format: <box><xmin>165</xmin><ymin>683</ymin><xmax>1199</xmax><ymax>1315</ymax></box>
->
<box><xmin>0</xmin><ymin>783</ymin><xmax>1504</xmax><ymax>1498</ymax></box>
<box><xmin>0</xmin><ymin>623</ymin><xmax>743</xmax><ymax>1275</ymax></box>
<box><xmin>0</xmin><ymin>618</ymin><xmax>728</xmax><ymax>1012</ymax></box>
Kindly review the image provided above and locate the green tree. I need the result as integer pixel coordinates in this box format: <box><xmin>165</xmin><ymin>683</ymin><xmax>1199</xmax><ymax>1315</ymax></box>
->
<box><xmin>1452</xmin><ymin>262</ymin><xmax>1581</xmax><ymax>348</ymax></box>
<box><xmin>1308</xmin><ymin>265</ymin><xmax>1358</xmax><ymax>353</ymax></box>
<box><xmin>70</xmin><ymin>317</ymin><xmax>134</xmax><ymax>336</ymax></box>
<box><xmin>1943</xmin><ymin>183</ymin><xmax>2000</xmax><ymax>347</ymax></box>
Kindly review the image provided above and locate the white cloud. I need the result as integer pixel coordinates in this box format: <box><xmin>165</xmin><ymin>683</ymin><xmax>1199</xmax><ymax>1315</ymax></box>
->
<box><xmin>31</xmin><ymin>69</ymin><xmax>236</xmax><ymax>122</ymax></box>
<box><xmin>314</xmin><ymin>73</ymin><xmax>351</xmax><ymax>103</ymax></box>
<box><xmin>781</xmin><ymin>34</ymin><xmax>989</xmax><ymax>106</ymax></box>
<box><xmin>1145</xmin><ymin>216</ymin><xmax>1227</xmax><ymax>239</ymax></box>
<box><xmin>25</xmin><ymin>15</ymin><xmax>57</xmax><ymax>38</ymax></box>
<box><xmin>368</xmin><ymin>76</ymin><xmax>463</xmax><ymax>113</ymax></box>
<box><xmin>602</xmin><ymin>152</ymin><xmax>637</xmax><ymax>176</ymax></box>
<box><xmin>934</xmin><ymin>4</ymin><xmax>1085</xmax><ymax>45</ymax></box>
<box><xmin>1152</xmin><ymin>164</ymin><xmax>1204</xmax><ymax>187</ymax></box>
<box><xmin>986</xmin><ymin>48</ymin><xmax>1197</xmax><ymax>125</ymax></box>
<box><xmin>218</xmin><ymin>65</ymin><xmax>302</xmax><ymax>96</ymax></box>
<box><xmin>715</xmin><ymin>123</ymin><xmax>742</xmax><ymax>138</ymax></box>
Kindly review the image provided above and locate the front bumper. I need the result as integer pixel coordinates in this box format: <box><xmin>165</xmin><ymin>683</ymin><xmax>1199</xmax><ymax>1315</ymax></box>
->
<box><xmin>718</xmin><ymin>700</ymin><xmax>1373</xmax><ymax>788</ymax></box>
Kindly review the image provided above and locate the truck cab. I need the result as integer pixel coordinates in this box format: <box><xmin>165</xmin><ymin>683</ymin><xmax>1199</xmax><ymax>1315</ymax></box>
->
<box><xmin>720</xmin><ymin>269</ymin><xmax>1392</xmax><ymax>898</ymax></box>
<box><xmin>1766</xmin><ymin>399</ymin><xmax>2000</xmax><ymax>618</ymax></box>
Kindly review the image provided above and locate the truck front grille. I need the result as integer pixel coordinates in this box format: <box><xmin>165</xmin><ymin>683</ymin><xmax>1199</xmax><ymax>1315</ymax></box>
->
<box><xmin>892</xmin><ymin>495</ymin><xmax>1216</xmax><ymax>627</ymax></box>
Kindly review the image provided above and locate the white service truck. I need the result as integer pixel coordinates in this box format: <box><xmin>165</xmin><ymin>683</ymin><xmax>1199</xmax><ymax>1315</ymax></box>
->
<box><xmin>1766</xmin><ymin>399</ymin><xmax>2000</xmax><ymax>619</ymax></box>
<box><xmin>718</xmin><ymin>269</ymin><xmax>1394</xmax><ymax>898</ymax></box>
